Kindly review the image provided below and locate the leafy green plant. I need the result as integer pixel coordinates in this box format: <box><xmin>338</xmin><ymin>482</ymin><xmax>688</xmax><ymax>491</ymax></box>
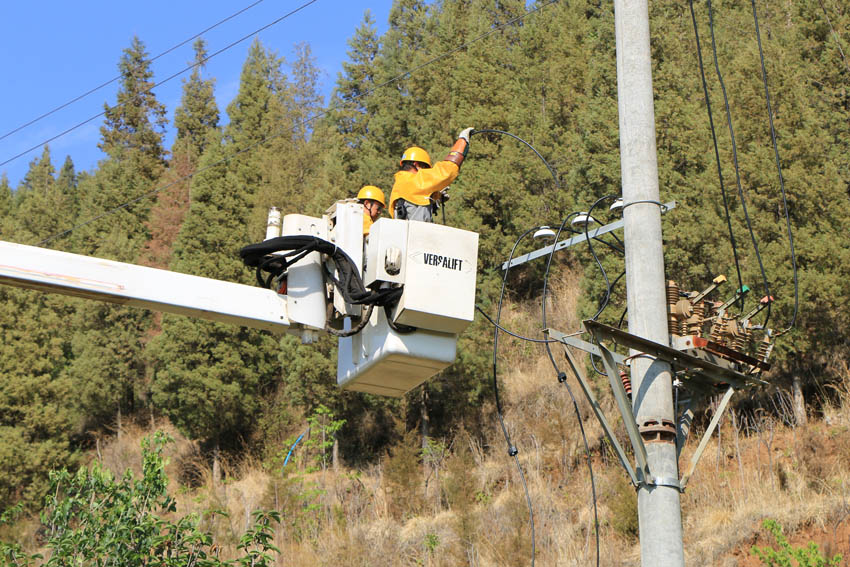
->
<box><xmin>0</xmin><ymin>432</ymin><xmax>280</xmax><ymax>566</ymax></box>
<box><xmin>302</xmin><ymin>404</ymin><xmax>346</xmax><ymax>472</ymax></box>
<box><xmin>751</xmin><ymin>519</ymin><xmax>842</xmax><ymax>567</ymax></box>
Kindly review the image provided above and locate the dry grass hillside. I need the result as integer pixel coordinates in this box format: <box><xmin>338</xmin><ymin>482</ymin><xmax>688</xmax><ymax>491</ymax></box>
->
<box><xmin>12</xmin><ymin>276</ymin><xmax>850</xmax><ymax>566</ymax></box>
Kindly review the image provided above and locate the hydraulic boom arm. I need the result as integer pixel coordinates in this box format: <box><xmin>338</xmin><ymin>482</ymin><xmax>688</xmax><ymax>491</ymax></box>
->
<box><xmin>0</xmin><ymin>240</ymin><xmax>290</xmax><ymax>333</ymax></box>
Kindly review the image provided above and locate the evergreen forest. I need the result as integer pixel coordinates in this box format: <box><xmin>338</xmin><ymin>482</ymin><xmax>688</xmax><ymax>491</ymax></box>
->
<box><xmin>1</xmin><ymin>0</ymin><xmax>849</xmax><ymax>564</ymax></box>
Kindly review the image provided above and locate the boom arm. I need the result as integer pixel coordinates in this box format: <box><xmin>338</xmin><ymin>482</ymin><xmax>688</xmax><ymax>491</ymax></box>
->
<box><xmin>0</xmin><ymin>240</ymin><xmax>290</xmax><ymax>333</ymax></box>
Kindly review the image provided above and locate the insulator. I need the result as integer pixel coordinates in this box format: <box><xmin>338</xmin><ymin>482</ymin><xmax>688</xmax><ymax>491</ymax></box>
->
<box><xmin>687</xmin><ymin>301</ymin><xmax>706</xmax><ymax>335</ymax></box>
<box><xmin>620</xmin><ymin>370</ymin><xmax>632</xmax><ymax>398</ymax></box>
<box><xmin>667</xmin><ymin>281</ymin><xmax>681</xmax><ymax>336</ymax></box>
<box><xmin>667</xmin><ymin>280</ymin><xmax>680</xmax><ymax>306</ymax></box>
<box><xmin>733</xmin><ymin>334</ymin><xmax>748</xmax><ymax>352</ymax></box>
<box><xmin>756</xmin><ymin>339</ymin><xmax>772</xmax><ymax>361</ymax></box>
<box><xmin>709</xmin><ymin>321</ymin><xmax>724</xmax><ymax>344</ymax></box>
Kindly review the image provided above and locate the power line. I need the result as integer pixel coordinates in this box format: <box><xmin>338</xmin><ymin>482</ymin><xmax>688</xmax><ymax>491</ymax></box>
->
<box><xmin>0</xmin><ymin>0</ymin><xmax>266</xmax><ymax>143</ymax></box>
<box><xmin>706</xmin><ymin>0</ymin><xmax>772</xmax><ymax>325</ymax></box>
<box><xmin>687</xmin><ymin>0</ymin><xmax>746</xmax><ymax>312</ymax></box>
<box><xmin>816</xmin><ymin>0</ymin><xmax>850</xmax><ymax>74</ymax></box>
<box><xmin>1</xmin><ymin>0</ymin><xmax>319</xmax><ymax>170</ymax></box>
<box><xmin>750</xmin><ymin>0</ymin><xmax>798</xmax><ymax>333</ymax></box>
<box><xmin>38</xmin><ymin>0</ymin><xmax>560</xmax><ymax>246</ymax></box>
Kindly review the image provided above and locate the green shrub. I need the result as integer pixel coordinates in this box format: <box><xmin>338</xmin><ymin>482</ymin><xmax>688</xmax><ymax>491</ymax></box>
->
<box><xmin>0</xmin><ymin>432</ymin><xmax>280</xmax><ymax>566</ymax></box>
<box><xmin>752</xmin><ymin>519</ymin><xmax>842</xmax><ymax>567</ymax></box>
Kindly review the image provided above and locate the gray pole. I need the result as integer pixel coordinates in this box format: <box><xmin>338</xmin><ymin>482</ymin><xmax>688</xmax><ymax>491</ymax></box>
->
<box><xmin>613</xmin><ymin>0</ymin><xmax>686</xmax><ymax>565</ymax></box>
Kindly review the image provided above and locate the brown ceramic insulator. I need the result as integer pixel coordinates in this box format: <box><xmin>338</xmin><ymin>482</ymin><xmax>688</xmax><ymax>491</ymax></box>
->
<box><xmin>620</xmin><ymin>370</ymin><xmax>632</xmax><ymax>397</ymax></box>
<box><xmin>687</xmin><ymin>302</ymin><xmax>705</xmax><ymax>335</ymax></box>
<box><xmin>756</xmin><ymin>339</ymin><xmax>771</xmax><ymax>362</ymax></box>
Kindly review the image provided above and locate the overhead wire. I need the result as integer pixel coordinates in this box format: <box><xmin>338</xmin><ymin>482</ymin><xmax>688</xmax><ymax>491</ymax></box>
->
<box><xmin>687</xmin><ymin>0</ymin><xmax>746</xmax><ymax>313</ymax></box>
<box><xmin>492</xmin><ymin>226</ymin><xmax>540</xmax><ymax>567</ymax></box>
<box><xmin>705</xmin><ymin>0</ymin><xmax>772</xmax><ymax>324</ymax></box>
<box><xmin>473</xmin><ymin>127</ymin><xmax>602</xmax><ymax>567</ymax></box>
<box><xmin>0</xmin><ymin>0</ymin><xmax>267</xmax><ymax>143</ymax></box>
<box><xmin>541</xmin><ymin>209</ymin><xmax>601</xmax><ymax>567</ymax></box>
<box><xmin>1</xmin><ymin>0</ymin><xmax>320</xmax><ymax>169</ymax></box>
<box><xmin>750</xmin><ymin>0</ymin><xmax>798</xmax><ymax>333</ymax></box>
<box><xmin>816</xmin><ymin>0</ymin><xmax>850</xmax><ymax>74</ymax></box>
<box><xmin>584</xmin><ymin>195</ymin><xmax>622</xmax><ymax>322</ymax></box>
<box><xmin>37</xmin><ymin>0</ymin><xmax>560</xmax><ymax>246</ymax></box>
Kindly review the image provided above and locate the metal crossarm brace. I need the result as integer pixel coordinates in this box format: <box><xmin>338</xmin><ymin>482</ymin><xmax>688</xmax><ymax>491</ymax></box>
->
<box><xmin>501</xmin><ymin>201</ymin><xmax>676</xmax><ymax>271</ymax></box>
<box><xmin>582</xmin><ymin>320</ymin><xmax>768</xmax><ymax>390</ymax></box>
<box><xmin>679</xmin><ymin>386</ymin><xmax>734</xmax><ymax>489</ymax></box>
<box><xmin>544</xmin><ymin>328</ymin><xmax>626</xmax><ymax>365</ymax></box>
<box><xmin>550</xmin><ymin>330</ymin><xmax>641</xmax><ymax>487</ymax></box>
<box><xmin>594</xmin><ymin>338</ymin><xmax>652</xmax><ymax>485</ymax></box>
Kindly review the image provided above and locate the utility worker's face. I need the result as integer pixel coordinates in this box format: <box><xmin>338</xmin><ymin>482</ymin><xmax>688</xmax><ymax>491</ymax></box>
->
<box><xmin>363</xmin><ymin>199</ymin><xmax>384</xmax><ymax>221</ymax></box>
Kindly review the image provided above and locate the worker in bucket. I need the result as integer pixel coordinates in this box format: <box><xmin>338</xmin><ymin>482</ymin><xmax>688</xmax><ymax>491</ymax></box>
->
<box><xmin>357</xmin><ymin>185</ymin><xmax>386</xmax><ymax>236</ymax></box>
<box><xmin>389</xmin><ymin>127</ymin><xmax>474</xmax><ymax>223</ymax></box>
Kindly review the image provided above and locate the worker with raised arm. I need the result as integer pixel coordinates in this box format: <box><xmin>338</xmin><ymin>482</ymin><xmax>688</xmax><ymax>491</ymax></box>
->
<box><xmin>389</xmin><ymin>127</ymin><xmax>474</xmax><ymax>223</ymax></box>
<box><xmin>357</xmin><ymin>185</ymin><xmax>386</xmax><ymax>236</ymax></box>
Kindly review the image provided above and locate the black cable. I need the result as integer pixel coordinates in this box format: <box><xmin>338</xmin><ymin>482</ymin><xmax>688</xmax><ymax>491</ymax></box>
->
<box><xmin>750</xmin><ymin>0</ymin><xmax>798</xmax><ymax>333</ymax></box>
<box><xmin>475</xmin><ymin>305</ymin><xmax>558</xmax><ymax>344</ymax></box>
<box><xmin>1</xmin><ymin>0</ymin><xmax>320</xmax><ymax>169</ymax></box>
<box><xmin>585</xmin><ymin>195</ymin><xmax>621</xmax><ymax>321</ymax></box>
<box><xmin>472</xmin><ymin>125</ymin><xmax>602</xmax><ymax>565</ymax></box>
<box><xmin>470</xmin><ymin>129</ymin><xmax>562</xmax><ymax>186</ymax></box>
<box><xmin>37</xmin><ymin>0</ymin><xmax>559</xmax><ymax>246</ymax></box>
<box><xmin>688</xmin><ymin>0</ymin><xmax>746</xmax><ymax>313</ymax></box>
<box><xmin>0</xmin><ymin>0</ymin><xmax>266</xmax><ymax>143</ymax></box>
<box><xmin>706</xmin><ymin>0</ymin><xmax>772</xmax><ymax>322</ymax></box>
<box><xmin>495</xmin><ymin>226</ymin><xmax>541</xmax><ymax>567</ymax></box>
<box><xmin>326</xmin><ymin>304</ymin><xmax>374</xmax><ymax>337</ymax></box>
<box><xmin>542</xmin><ymin>210</ymin><xmax>601</xmax><ymax>567</ymax></box>
<box><xmin>816</xmin><ymin>0</ymin><xmax>850</xmax><ymax>74</ymax></box>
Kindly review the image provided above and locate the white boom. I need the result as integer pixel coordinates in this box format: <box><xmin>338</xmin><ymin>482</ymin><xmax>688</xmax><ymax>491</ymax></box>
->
<box><xmin>0</xmin><ymin>240</ymin><xmax>290</xmax><ymax>333</ymax></box>
<box><xmin>0</xmin><ymin>200</ymin><xmax>480</xmax><ymax>398</ymax></box>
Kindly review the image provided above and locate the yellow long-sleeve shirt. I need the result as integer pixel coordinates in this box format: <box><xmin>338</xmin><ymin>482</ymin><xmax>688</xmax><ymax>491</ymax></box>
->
<box><xmin>389</xmin><ymin>161</ymin><xmax>459</xmax><ymax>217</ymax></box>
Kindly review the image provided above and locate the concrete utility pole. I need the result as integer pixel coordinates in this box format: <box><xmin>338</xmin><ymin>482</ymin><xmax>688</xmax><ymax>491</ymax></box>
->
<box><xmin>613</xmin><ymin>0</ymin><xmax>686</xmax><ymax>565</ymax></box>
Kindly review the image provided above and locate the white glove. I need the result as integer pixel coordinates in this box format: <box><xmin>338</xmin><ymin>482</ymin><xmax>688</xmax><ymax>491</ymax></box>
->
<box><xmin>458</xmin><ymin>127</ymin><xmax>475</xmax><ymax>142</ymax></box>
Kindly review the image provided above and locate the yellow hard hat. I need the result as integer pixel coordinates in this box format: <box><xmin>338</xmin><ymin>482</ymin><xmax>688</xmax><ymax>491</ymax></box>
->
<box><xmin>400</xmin><ymin>146</ymin><xmax>432</xmax><ymax>168</ymax></box>
<box><xmin>357</xmin><ymin>185</ymin><xmax>386</xmax><ymax>207</ymax></box>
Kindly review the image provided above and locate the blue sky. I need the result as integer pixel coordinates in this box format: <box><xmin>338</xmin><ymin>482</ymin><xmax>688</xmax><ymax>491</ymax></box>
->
<box><xmin>0</xmin><ymin>0</ymin><xmax>394</xmax><ymax>188</ymax></box>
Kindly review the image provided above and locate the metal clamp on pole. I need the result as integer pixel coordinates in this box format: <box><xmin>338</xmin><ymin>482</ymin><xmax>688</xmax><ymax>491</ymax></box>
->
<box><xmin>648</xmin><ymin>476</ymin><xmax>683</xmax><ymax>492</ymax></box>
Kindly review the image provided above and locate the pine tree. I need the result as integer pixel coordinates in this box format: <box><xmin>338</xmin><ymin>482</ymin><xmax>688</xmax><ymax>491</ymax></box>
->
<box><xmin>0</xmin><ymin>175</ymin><xmax>11</xmax><ymax>236</ymax></box>
<box><xmin>99</xmin><ymin>35</ymin><xmax>168</xmax><ymax>181</ymax></box>
<box><xmin>149</xmin><ymin>41</ymin><xmax>290</xmax><ymax>473</ymax></box>
<box><xmin>66</xmin><ymin>36</ymin><xmax>169</xmax><ymax>435</ymax></box>
<box><xmin>14</xmin><ymin>147</ymin><xmax>78</xmax><ymax>247</ymax></box>
<box><xmin>0</xmin><ymin>151</ymin><xmax>82</xmax><ymax>509</ymax></box>
<box><xmin>142</xmin><ymin>38</ymin><xmax>220</xmax><ymax>270</ymax></box>
<box><xmin>173</xmin><ymin>38</ymin><xmax>219</xmax><ymax>159</ymax></box>
<box><xmin>313</xmin><ymin>12</ymin><xmax>389</xmax><ymax>206</ymax></box>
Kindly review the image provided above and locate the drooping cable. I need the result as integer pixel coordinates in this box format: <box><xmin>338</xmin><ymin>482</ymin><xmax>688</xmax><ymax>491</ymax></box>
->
<box><xmin>542</xmin><ymin>212</ymin><xmax>601</xmax><ymax>567</ymax></box>
<box><xmin>584</xmin><ymin>195</ymin><xmax>622</xmax><ymax>322</ymax></box>
<box><xmin>239</xmin><ymin>235</ymin><xmax>402</xmax><ymax>307</ymax></box>
<box><xmin>475</xmin><ymin>306</ymin><xmax>558</xmax><ymax>343</ymax></box>
<box><xmin>37</xmin><ymin>0</ymin><xmax>560</xmax><ymax>246</ymax></box>
<box><xmin>471</xmin><ymin>126</ymin><xmax>607</xmax><ymax>565</ymax></box>
<box><xmin>816</xmin><ymin>0</ymin><xmax>850</xmax><ymax>74</ymax></box>
<box><xmin>493</xmin><ymin>227</ymin><xmax>541</xmax><ymax>566</ymax></box>
<box><xmin>705</xmin><ymin>0</ymin><xmax>772</xmax><ymax>323</ymax></box>
<box><xmin>469</xmin><ymin>129</ymin><xmax>561</xmax><ymax>186</ymax></box>
<box><xmin>1</xmin><ymin>0</ymin><xmax>320</xmax><ymax>169</ymax></box>
<box><xmin>0</xmin><ymin>0</ymin><xmax>267</xmax><ymax>143</ymax></box>
<box><xmin>688</xmin><ymin>0</ymin><xmax>746</xmax><ymax>312</ymax></box>
<box><xmin>750</xmin><ymin>0</ymin><xmax>798</xmax><ymax>333</ymax></box>
<box><xmin>470</xmin><ymin>126</ymin><xmax>604</xmax><ymax>566</ymax></box>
